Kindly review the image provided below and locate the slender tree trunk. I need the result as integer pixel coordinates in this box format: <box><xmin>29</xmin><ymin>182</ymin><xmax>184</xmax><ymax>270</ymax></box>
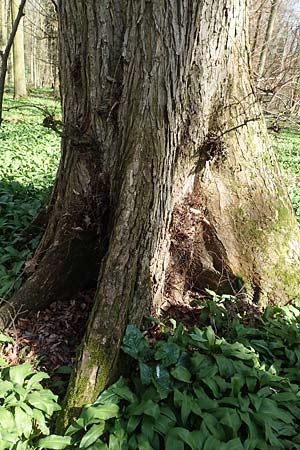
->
<box><xmin>11</xmin><ymin>0</ymin><xmax>26</xmax><ymax>99</ymax></box>
<box><xmin>0</xmin><ymin>0</ymin><xmax>7</xmax><ymax>50</ymax></box>
<box><xmin>251</xmin><ymin>4</ymin><xmax>263</xmax><ymax>56</ymax></box>
<box><xmin>1</xmin><ymin>0</ymin><xmax>300</xmax><ymax>428</ymax></box>
<box><xmin>258</xmin><ymin>0</ymin><xmax>279</xmax><ymax>77</ymax></box>
<box><xmin>0</xmin><ymin>0</ymin><xmax>26</xmax><ymax>124</ymax></box>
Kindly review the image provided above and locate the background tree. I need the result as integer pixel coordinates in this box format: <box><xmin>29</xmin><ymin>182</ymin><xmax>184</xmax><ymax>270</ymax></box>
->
<box><xmin>1</xmin><ymin>0</ymin><xmax>300</xmax><ymax>428</ymax></box>
<box><xmin>257</xmin><ymin>0</ymin><xmax>280</xmax><ymax>77</ymax></box>
<box><xmin>11</xmin><ymin>0</ymin><xmax>27</xmax><ymax>99</ymax></box>
<box><xmin>0</xmin><ymin>0</ymin><xmax>7</xmax><ymax>51</ymax></box>
<box><xmin>250</xmin><ymin>0</ymin><xmax>300</xmax><ymax>117</ymax></box>
<box><xmin>0</xmin><ymin>0</ymin><xmax>26</xmax><ymax>123</ymax></box>
<box><xmin>23</xmin><ymin>0</ymin><xmax>58</xmax><ymax>90</ymax></box>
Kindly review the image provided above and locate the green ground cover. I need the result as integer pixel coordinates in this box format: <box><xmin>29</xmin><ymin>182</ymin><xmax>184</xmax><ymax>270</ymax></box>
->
<box><xmin>0</xmin><ymin>93</ymin><xmax>300</xmax><ymax>448</ymax></box>
<box><xmin>2</xmin><ymin>296</ymin><xmax>300</xmax><ymax>449</ymax></box>
<box><xmin>0</xmin><ymin>92</ymin><xmax>300</xmax><ymax>301</ymax></box>
<box><xmin>0</xmin><ymin>88</ymin><xmax>60</xmax><ymax>298</ymax></box>
<box><xmin>273</xmin><ymin>128</ymin><xmax>300</xmax><ymax>222</ymax></box>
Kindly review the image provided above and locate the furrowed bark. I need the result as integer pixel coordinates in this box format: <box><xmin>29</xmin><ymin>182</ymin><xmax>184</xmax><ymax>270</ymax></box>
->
<box><xmin>1</xmin><ymin>0</ymin><xmax>300</xmax><ymax>430</ymax></box>
<box><xmin>57</xmin><ymin>0</ymin><xmax>300</xmax><ymax>428</ymax></box>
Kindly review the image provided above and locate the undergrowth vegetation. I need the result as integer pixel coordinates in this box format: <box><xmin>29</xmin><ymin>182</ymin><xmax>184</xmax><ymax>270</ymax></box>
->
<box><xmin>1</xmin><ymin>90</ymin><xmax>300</xmax><ymax>449</ymax></box>
<box><xmin>3</xmin><ymin>297</ymin><xmax>300</xmax><ymax>449</ymax></box>
<box><xmin>59</xmin><ymin>299</ymin><xmax>300</xmax><ymax>450</ymax></box>
<box><xmin>273</xmin><ymin>127</ymin><xmax>300</xmax><ymax>222</ymax></box>
<box><xmin>0</xmin><ymin>88</ymin><xmax>60</xmax><ymax>298</ymax></box>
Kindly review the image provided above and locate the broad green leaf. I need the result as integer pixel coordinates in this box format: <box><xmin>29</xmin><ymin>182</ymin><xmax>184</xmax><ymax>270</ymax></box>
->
<box><xmin>193</xmin><ymin>386</ymin><xmax>218</xmax><ymax>409</ymax></box>
<box><xmin>143</xmin><ymin>399</ymin><xmax>160</xmax><ymax>419</ymax></box>
<box><xmin>167</xmin><ymin>428</ymin><xmax>196</xmax><ymax>450</ymax></box>
<box><xmin>109</xmin><ymin>430</ymin><xmax>127</xmax><ymax>450</ymax></box>
<box><xmin>239</xmin><ymin>411</ymin><xmax>260</xmax><ymax>442</ymax></box>
<box><xmin>81</xmin><ymin>403</ymin><xmax>119</xmax><ymax>425</ymax></box>
<box><xmin>111</xmin><ymin>381</ymin><xmax>136</xmax><ymax>403</ymax></box>
<box><xmin>136</xmin><ymin>435</ymin><xmax>154</xmax><ymax>450</ymax></box>
<box><xmin>171</xmin><ymin>366</ymin><xmax>191</xmax><ymax>383</ymax></box>
<box><xmin>32</xmin><ymin>408</ymin><xmax>49</xmax><ymax>435</ymax></box>
<box><xmin>214</xmin><ymin>355</ymin><xmax>235</xmax><ymax>378</ymax></box>
<box><xmin>248</xmin><ymin>394</ymin><xmax>262</xmax><ymax>411</ymax></box>
<box><xmin>65</xmin><ymin>417</ymin><xmax>85</xmax><ymax>436</ymax></box>
<box><xmin>221</xmin><ymin>438</ymin><xmax>244</xmax><ymax>450</ymax></box>
<box><xmin>221</xmin><ymin>342</ymin><xmax>257</xmax><ymax>362</ymax></box>
<box><xmin>127</xmin><ymin>399</ymin><xmax>160</xmax><ymax>420</ymax></box>
<box><xmin>139</xmin><ymin>362</ymin><xmax>152</xmax><ymax>385</ymax></box>
<box><xmin>201</xmin><ymin>377</ymin><xmax>220</xmax><ymax>398</ymax></box>
<box><xmin>154</xmin><ymin>406</ymin><xmax>176</xmax><ymax>435</ymax></box>
<box><xmin>191</xmin><ymin>354</ymin><xmax>217</xmax><ymax>378</ymax></box>
<box><xmin>0</xmin><ymin>406</ymin><xmax>15</xmax><ymax>429</ymax></box>
<box><xmin>219</xmin><ymin>409</ymin><xmax>242</xmax><ymax>433</ymax></box>
<box><xmin>9</xmin><ymin>362</ymin><xmax>32</xmax><ymax>385</ymax></box>
<box><xmin>86</xmin><ymin>441</ymin><xmax>108</xmax><ymax>450</ymax></box>
<box><xmin>27</xmin><ymin>392</ymin><xmax>61</xmax><ymax>415</ymax></box>
<box><xmin>15</xmin><ymin>406</ymin><xmax>33</xmax><ymax>438</ymax></box>
<box><xmin>206</xmin><ymin>327</ymin><xmax>216</xmax><ymax>346</ymax></box>
<box><xmin>231</xmin><ymin>376</ymin><xmax>244</xmax><ymax>397</ymax></box>
<box><xmin>37</xmin><ymin>435</ymin><xmax>72</xmax><ymax>449</ymax></box>
<box><xmin>155</xmin><ymin>342</ymin><xmax>181</xmax><ymax>367</ymax></box>
<box><xmin>79</xmin><ymin>422</ymin><xmax>105</xmax><ymax>448</ymax></box>
<box><xmin>18</xmin><ymin>400</ymin><xmax>33</xmax><ymax>416</ymax></box>
<box><xmin>141</xmin><ymin>416</ymin><xmax>155</xmax><ymax>441</ymax></box>
<box><xmin>203</xmin><ymin>436</ymin><xmax>222</xmax><ymax>450</ymax></box>
<box><xmin>271</xmin><ymin>392</ymin><xmax>298</xmax><ymax>402</ymax></box>
<box><xmin>188</xmin><ymin>328</ymin><xmax>207</xmax><ymax>344</ymax></box>
<box><xmin>0</xmin><ymin>380</ymin><xmax>13</xmax><ymax>397</ymax></box>
<box><xmin>152</xmin><ymin>366</ymin><xmax>173</xmax><ymax>399</ymax></box>
<box><xmin>15</xmin><ymin>441</ymin><xmax>30</xmax><ymax>450</ymax></box>
<box><xmin>181</xmin><ymin>391</ymin><xmax>192</xmax><ymax>425</ymax></box>
<box><xmin>165</xmin><ymin>435</ymin><xmax>184</xmax><ymax>450</ymax></box>
<box><xmin>127</xmin><ymin>415</ymin><xmax>141</xmax><ymax>433</ymax></box>
<box><xmin>258</xmin><ymin>398</ymin><xmax>293</xmax><ymax>423</ymax></box>
<box><xmin>26</xmin><ymin>371</ymin><xmax>49</xmax><ymax>391</ymax></box>
<box><xmin>122</xmin><ymin>325</ymin><xmax>150</xmax><ymax>360</ymax></box>
<box><xmin>202</xmin><ymin>413</ymin><xmax>226</xmax><ymax>440</ymax></box>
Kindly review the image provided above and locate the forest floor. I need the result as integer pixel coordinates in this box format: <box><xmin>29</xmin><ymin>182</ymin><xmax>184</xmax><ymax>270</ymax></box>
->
<box><xmin>1</xmin><ymin>88</ymin><xmax>300</xmax><ymax>384</ymax></box>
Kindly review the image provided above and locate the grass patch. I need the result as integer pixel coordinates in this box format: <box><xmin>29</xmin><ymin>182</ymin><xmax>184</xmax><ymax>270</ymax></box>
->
<box><xmin>0</xmin><ymin>89</ymin><xmax>60</xmax><ymax>298</ymax></box>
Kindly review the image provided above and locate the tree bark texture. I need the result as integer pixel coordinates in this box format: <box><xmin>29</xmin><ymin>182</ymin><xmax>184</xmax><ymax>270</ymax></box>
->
<box><xmin>1</xmin><ymin>0</ymin><xmax>300</xmax><ymax>427</ymax></box>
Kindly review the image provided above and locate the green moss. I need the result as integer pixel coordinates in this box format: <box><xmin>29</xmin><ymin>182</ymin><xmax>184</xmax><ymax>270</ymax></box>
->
<box><xmin>273</xmin><ymin>204</ymin><xmax>290</xmax><ymax>232</ymax></box>
<box><xmin>56</xmin><ymin>340</ymin><xmax>114</xmax><ymax>433</ymax></box>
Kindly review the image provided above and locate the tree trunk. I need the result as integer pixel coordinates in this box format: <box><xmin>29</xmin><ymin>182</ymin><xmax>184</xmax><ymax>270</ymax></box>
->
<box><xmin>0</xmin><ymin>0</ymin><xmax>8</xmax><ymax>50</ymax></box>
<box><xmin>251</xmin><ymin>3</ymin><xmax>263</xmax><ymax>57</ymax></box>
<box><xmin>257</xmin><ymin>0</ymin><xmax>279</xmax><ymax>78</ymax></box>
<box><xmin>1</xmin><ymin>0</ymin><xmax>300</xmax><ymax>428</ymax></box>
<box><xmin>11</xmin><ymin>0</ymin><xmax>26</xmax><ymax>99</ymax></box>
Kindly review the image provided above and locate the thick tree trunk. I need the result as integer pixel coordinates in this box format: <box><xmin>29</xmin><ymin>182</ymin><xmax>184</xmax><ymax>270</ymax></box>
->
<box><xmin>1</xmin><ymin>0</ymin><xmax>300</xmax><ymax>428</ymax></box>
